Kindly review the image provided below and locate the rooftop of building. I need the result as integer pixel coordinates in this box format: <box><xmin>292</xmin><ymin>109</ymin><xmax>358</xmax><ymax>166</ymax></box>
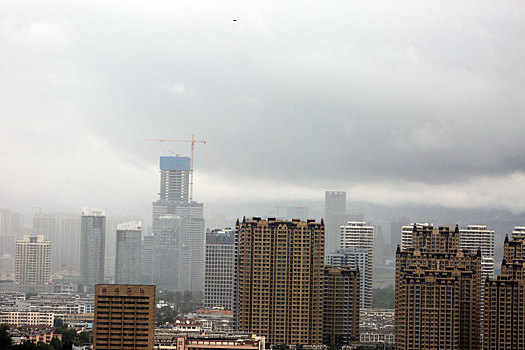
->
<box><xmin>116</xmin><ymin>220</ymin><xmax>142</xmax><ymax>231</ymax></box>
<box><xmin>81</xmin><ymin>207</ymin><xmax>105</xmax><ymax>217</ymax></box>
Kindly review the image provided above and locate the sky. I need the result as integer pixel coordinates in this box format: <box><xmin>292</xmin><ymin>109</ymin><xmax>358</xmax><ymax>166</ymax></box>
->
<box><xmin>1</xmin><ymin>0</ymin><xmax>525</xmax><ymax>222</ymax></box>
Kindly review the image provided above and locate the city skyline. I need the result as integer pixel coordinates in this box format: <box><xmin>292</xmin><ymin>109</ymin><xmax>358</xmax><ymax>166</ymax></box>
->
<box><xmin>1</xmin><ymin>1</ymin><xmax>524</xmax><ymax>347</ymax></box>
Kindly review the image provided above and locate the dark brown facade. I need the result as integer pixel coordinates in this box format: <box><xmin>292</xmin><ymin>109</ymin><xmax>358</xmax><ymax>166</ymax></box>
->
<box><xmin>395</xmin><ymin>225</ymin><xmax>482</xmax><ymax>350</ymax></box>
<box><xmin>484</xmin><ymin>235</ymin><xmax>525</xmax><ymax>349</ymax></box>
<box><xmin>94</xmin><ymin>284</ymin><xmax>156</xmax><ymax>350</ymax></box>
<box><xmin>323</xmin><ymin>266</ymin><xmax>360</xmax><ymax>346</ymax></box>
<box><xmin>234</xmin><ymin>217</ymin><xmax>324</xmax><ymax>345</ymax></box>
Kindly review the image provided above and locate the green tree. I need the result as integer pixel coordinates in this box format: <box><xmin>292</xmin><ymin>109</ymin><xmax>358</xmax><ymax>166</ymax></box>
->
<box><xmin>77</xmin><ymin>331</ymin><xmax>92</xmax><ymax>345</ymax></box>
<box><xmin>156</xmin><ymin>306</ymin><xmax>178</xmax><ymax>325</ymax></box>
<box><xmin>53</xmin><ymin>328</ymin><xmax>77</xmax><ymax>344</ymax></box>
<box><xmin>0</xmin><ymin>324</ymin><xmax>13</xmax><ymax>349</ymax></box>
<box><xmin>49</xmin><ymin>337</ymin><xmax>63</xmax><ymax>350</ymax></box>
<box><xmin>174</xmin><ymin>290</ymin><xmax>183</xmax><ymax>304</ymax></box>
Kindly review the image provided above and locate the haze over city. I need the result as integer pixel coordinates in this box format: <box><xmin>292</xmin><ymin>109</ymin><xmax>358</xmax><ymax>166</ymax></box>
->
<box><xmin>2</xmin><ymin>0</ymin><xmax>525</xmax><ymax>228</ymax></box>
<box><xmin>3</xmin><ymin>1</ymin><xmax>525</xmax><ymax>349</ymax></box>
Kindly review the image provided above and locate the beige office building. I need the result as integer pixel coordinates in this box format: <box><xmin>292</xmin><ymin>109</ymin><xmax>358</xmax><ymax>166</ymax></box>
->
<box><xmin>93</xmin><ymin>284</ymin><xmax>156</xmax><ymax>350</ymax></box>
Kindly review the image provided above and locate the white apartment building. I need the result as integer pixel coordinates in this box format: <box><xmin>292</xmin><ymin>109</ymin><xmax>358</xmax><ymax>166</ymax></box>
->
<box><xmin>15</xmin><ymin>235</ymin><xmax>51</xmax><ymax>285</ymax></box>
<box><xmin>512</xmin><ymin>226</ymin><xmax>525</xmax><ymax>239</ymax></box>
<box><xmin>340</xmin><ymin>221</ymin><xmax>374</xmax><ymax>308</ymax></box>
<box><xmin>459</xmin><ymin>225</ymin><xmax>495</xmax><ymax>280</ymax></box>
<box><xmin>0</xmin><ymin>311</ymin><xmax>54</xmax><ymax>326</ymax></box>
<box><xmin>400</xmin><ymin>223</ymin><xmax>432</xmax><ymax>251</ymax></box>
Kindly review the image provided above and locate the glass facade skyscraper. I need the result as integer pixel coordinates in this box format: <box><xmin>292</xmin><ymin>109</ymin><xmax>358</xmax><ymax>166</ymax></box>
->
<box><xmin>115</xmin><ymin>221</ymin><xmax>142</xmax><ymax>284</ymax></box>
<box><xmin>80</xmin><ymin>208</ymin><xmax>106</xmax><ymax>288</ymax></box>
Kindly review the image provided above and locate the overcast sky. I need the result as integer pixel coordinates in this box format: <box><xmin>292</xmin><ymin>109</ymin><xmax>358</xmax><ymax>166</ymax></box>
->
<box><xmin>2</xmin><ymin>0</ymin><xmax>525</xmax><ymax>220</ymax></box>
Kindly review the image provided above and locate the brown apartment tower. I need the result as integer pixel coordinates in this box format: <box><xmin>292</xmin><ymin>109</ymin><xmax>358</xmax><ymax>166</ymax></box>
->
<box><xmin>93</xmin><ymin>284</ymin><xmax>156</xmax><ymax>350</ymax></box>
<box><xmin>484</xmin><ymin>232</ymin><xmax>525</xmax><ymax>349</ymax></box>
<box><xmin>234</xmin><ymin>217</ymin><xmax>324</xmax><ymax>346</ymax></box>
<box><xmin>323</xmin><ymin>266</ymin><xmax>360</xmax><ymax>346</ymax></box>
<box><xmin>395</xmin><ymin>225</ymin><xmax>482</xmax><ymax>350</ymax></box>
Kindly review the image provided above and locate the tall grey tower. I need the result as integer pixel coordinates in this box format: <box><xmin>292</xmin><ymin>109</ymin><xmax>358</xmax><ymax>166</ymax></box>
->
<box><xmin>80</xmin><ymin>208</ymin><xmax>106</xmax><ymax>288</ymax></box>
<box><xmin>205</xmin><ymin>228</ymin><xmax>235</xmax><ymax>310</ymax></box>
<box><xmin>33</xmin><ymin>213</ymin><xmax>81</xmax><ymax>274</ymax></box>
<box><xmin>159</xmin><ymin>156</ymin><xmax>191</xmax><ymax>202</ymax></box>
<box><xmin>324</xmin><ymin>191</ymin><xmax>348</xmax><ymax>255</ymax></box>
<box><xmin>153</xmin><ymin>215</ymin><xmax>183</xmax><ymax>289</ymax></box>
<box><xmin>115</xmin><ymin>221</ymin><xmax>142</xmax><ymax>284</ymax></box>
<box><xmin>152</xmin><ymin>156</ymin><xmax>205</xmax><ymax>292</ymax></box>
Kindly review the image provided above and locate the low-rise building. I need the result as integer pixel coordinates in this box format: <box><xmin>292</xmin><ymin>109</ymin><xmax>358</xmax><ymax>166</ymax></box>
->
<box><xmin>359</xmin><ymin>308</ymin><xmax>394</xmax><ymax>345</ymax></box>
<box><xmin>154</xmin><ymin>334</ymin><xmax>265</xmax><ymax>350</ymax></box>
<box><xmin>185</xmin><ymin>309</ymin><xmax>234</xmax><ymax>333</ymax></box>
<box><xmin>0</xmin><ymin>311</ymin><xmax>55</xmax><ymax>326</ymax></box>
<box><xmin>8</xmin><ymin>327</ymin><xmax>62</xmax><ymax>345</ymax></box>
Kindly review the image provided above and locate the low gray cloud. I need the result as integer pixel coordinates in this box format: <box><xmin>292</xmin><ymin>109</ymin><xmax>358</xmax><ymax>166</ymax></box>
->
<box><xmin>1</xmin><ymin>0</ymin><xmax>525</xmax><ymax>216</ymax></box>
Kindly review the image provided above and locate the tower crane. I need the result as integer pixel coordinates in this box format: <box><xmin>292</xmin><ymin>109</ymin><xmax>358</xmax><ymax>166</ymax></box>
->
<box><xmin>144</xmin><ymin>135</ymin><xmax>207</xmax><ymax>202</ymax></box>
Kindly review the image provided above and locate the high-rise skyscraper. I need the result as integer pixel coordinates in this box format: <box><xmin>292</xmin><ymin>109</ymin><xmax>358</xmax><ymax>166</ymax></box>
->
<box><xmin>0</xmin><ymin>209</ymin><xmax>25</xmax><ymax>279</ymax></box>
<box><xmin>80</xmin><ymin>208</ymin><xmax>106</xmax><ymax>288</ymax></box>
<box><xmin>175</xmin><ymin>202</ymin><xmax>205</xmax><ymax>291</ymax></box>
<box><xmin>152</xmin><ymin>156</ymin><xmax>205</xmax><ymax>292</ymax></box>
<box><xmin>0</xmin><ymin>234</ymin><xmax>16</xmax><ymax>278</ymax></box>
<box><xmin>115</xmin><ymin>221</ymin><xmax>142</xmax><ymax>284</ymax></box>
<box><xmin>93</xmin><ymin>284</ymin><xmax>156</xmax><ymax>350</ymax></box>
<box><xmin>483</xmin><ymin>229</ymin><xmax>525</xmax><ymax>349</ymax></box>
<box><xmin>340</xmin><ymin>221</ymin><xmax>374</xmax><ymax>308</ymax></box>
<box><xmin>141</xmin><ymin>235</ymin><xmax>155</xmax><ymax>285</ymax></box>
<box><xmin>104</xmin><ymin>214</ymin><xmax>141</xmax><ymax>283</ymax></box>
<box><xmin>326</xmin><ymin>247</ymin><xmax>369</xmax><ymax>309</ymax></box>
<box><xmin>323</xmin><ymin>266</ymin><xmax>360</xmax><ymax>346</ymax></box>
<box><xmin>33</xmin><ymin>213</ymin><xmax>81</xmax><ymax>274</ymax></box>
<box><xmin>324</xmin><ymin>191</ymin><xmax>348</xmax><ymax>255</ymax></box>
<box><xmin>395</xmin><ymin>225</ymin><xmax>482</xmax><ymax>350</ymax></box>
<box><xmin>159</xmin><ymin>156</ymin><xmax>191</xmax><ymax>202</ymax></box>
<box><xmin>15</xmin><ymin>235</ymin><xmax>51</xmax><ymax>285</ymax></box>
<box><xmin>459</xmin><ymin>224</ymin><xmax>495</xmax><ymax>330</ymax></box>
<box><xmin>153</xmin><ymin>215</ymin><xmax>182</xmax><ymax>290</ymax></box>
<box><xmin>234</xmin><ymin>217</ymin><xmax>325</xmax><ymax>345</ymax></box>
<box><xmin>0</xmin><ymin>209</ymin><xmax>24</xmax><ymax>236</ymax></box>
<box><xmin>205</xmin><ymin>228</ymin><xmax>235</xmax><ymax>310</ymax></box>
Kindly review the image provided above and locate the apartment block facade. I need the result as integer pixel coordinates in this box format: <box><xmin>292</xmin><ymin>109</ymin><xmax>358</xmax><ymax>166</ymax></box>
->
<box><xmin>205</xmin><ymin>228</ymin><xmax>235</xmax><ymax>310</ymax></box>
<box><xmin>340</xmin><ymin>221</ymin><xmax>374</xmax><ymax>308</ymax></box>
<box><xmin>93</xmin><ymin>284</ymin><xmax>156</xmax><ymax>350</ymax></box>
<box><xmin>395</xmin><ymin>225</ymin><xmax>482</xmax><ymax>350</ymax></box>
<box><xmin>484</xmin><ymin>230</ymin><xmax>525</xmax><ymax>349</ymax></box>
<box><xmin>234</xmin><ymin>217</ymin><xmax>324</xmax><ymax>345</ymax></box>
<box><xmin>323</xmin><ymin>266</ymin><xmax>360</xmax><ymax>345</ymax></box>
<box><xmin>15</xmin><ymin>235</ymin><xmax>51</xmax><ymax>285</ymax></box>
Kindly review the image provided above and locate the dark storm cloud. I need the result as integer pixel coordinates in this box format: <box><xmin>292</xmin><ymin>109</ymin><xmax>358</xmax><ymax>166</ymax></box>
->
<box><xmin>1</xmin><ymin>0</ymin><xmax>525</xmax><ymax>214</ymax></box>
